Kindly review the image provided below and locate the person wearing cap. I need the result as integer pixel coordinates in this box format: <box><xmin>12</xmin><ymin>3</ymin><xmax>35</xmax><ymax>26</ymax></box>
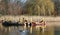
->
<box><xmin>24</xmin><ymin>20</ymin><xmax>28</xmax><ymax>26</ymax></box>
<box><xmin>40</xmin><ymin>19</ymin><xmax>46</xmax><ymax>29</ymax></box>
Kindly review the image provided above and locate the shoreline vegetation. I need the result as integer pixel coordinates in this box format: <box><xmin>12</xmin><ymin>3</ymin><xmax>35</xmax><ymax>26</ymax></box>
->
<box><xmin>0</xmin><ymin>15</ymin><xmax>60</xmax><ymax>21</ymax></box>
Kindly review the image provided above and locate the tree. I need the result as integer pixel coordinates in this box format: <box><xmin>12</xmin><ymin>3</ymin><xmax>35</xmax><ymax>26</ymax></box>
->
<box><xmin>7</xmin><ymin>0</ymin><xmax>22</xmax><ymax>15</ymax></box>
<box><xmin>24</xmin><ymin>0</ymin><xmax>54</xmax><ymax>16</ymax></box>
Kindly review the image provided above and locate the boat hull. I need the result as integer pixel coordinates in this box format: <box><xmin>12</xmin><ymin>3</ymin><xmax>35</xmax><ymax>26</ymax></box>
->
<box><xmin>2</xmin><ymin>22</ymin><xmax>24</xmax><ymax>26</ymax></box>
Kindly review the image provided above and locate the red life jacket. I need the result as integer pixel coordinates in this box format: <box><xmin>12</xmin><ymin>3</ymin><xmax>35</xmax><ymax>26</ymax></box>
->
<box><xmin>32</xmin><ymin>22</ymin><xmax>36</xmax><ymax>26</ymax></box>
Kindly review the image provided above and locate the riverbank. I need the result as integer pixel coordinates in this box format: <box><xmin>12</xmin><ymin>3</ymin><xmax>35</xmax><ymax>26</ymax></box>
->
<box><xmin>0</xmin><ymin>15</ymin><xmax>60</xmax><ymax>21</ymax></box>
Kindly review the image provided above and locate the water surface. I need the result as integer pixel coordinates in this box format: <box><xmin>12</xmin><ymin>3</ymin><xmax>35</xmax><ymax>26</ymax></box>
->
<box><xmin>0</xmin><ymin>24</ymin><xmax>60</xmax><ymax>35</ymax></box>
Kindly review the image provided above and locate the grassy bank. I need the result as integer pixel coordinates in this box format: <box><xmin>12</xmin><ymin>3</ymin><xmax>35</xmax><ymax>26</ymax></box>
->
<box><xmin>0</xmin><ymin>15</ymin><xmax>60</xmax><ymax>21</ymax></box>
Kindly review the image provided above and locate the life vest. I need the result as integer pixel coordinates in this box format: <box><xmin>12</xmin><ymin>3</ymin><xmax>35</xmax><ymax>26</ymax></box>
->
<box><xmin>32</xmin><ymin>22</ymin><xmax>36</xmax><ymax>26</ymax></box>
<box><xmin>41</xmin><ymin>21</ymin><xmax>46</xmax><ymax>28</ymax></box>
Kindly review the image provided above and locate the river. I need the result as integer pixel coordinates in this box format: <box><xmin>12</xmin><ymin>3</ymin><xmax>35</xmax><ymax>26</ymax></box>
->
<box><xmin>0</xmin><ymin>23</ymin><xmax>60</xmax><ymax>35</ymax></box>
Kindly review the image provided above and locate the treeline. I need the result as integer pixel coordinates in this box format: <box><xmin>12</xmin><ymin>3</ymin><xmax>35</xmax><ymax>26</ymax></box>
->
<box><xmin>0</xmin><ymin>0</ymin><xmax>60</xmax><ymax>16</ymax></box>
<box><xmin>0</xmin><ymin>0</ymin><xmax>22</xmax><ymax>15</ymax></box>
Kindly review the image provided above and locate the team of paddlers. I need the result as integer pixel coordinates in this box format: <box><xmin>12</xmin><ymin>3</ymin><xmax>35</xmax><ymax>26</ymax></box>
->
<box><xmin>0</xmin><ymin>18</ymin><xmax>46</xmax><ymax>27</ymax></box>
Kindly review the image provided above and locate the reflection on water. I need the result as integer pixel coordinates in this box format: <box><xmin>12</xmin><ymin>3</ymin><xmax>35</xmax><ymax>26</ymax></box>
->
<box><xmin>0</xmin><ymin>24</ymin><xmax>60</xmax><ymax>35</ymax></box>
<box><xmin>54</xmin><ymin>27</ymin><xmax>60</xmax><ymax>35</ymax></box>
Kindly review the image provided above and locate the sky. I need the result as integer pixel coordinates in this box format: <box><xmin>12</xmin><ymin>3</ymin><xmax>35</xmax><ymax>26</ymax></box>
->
<box><xmin>20</xmin><ymin>0</ymin><xmax>27</xmax><ymax>3</ymax></box>
<box><xmin>10</xmin><ymin>0</ymin><xmax>27</xmax><ymax>3</ymax></box>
